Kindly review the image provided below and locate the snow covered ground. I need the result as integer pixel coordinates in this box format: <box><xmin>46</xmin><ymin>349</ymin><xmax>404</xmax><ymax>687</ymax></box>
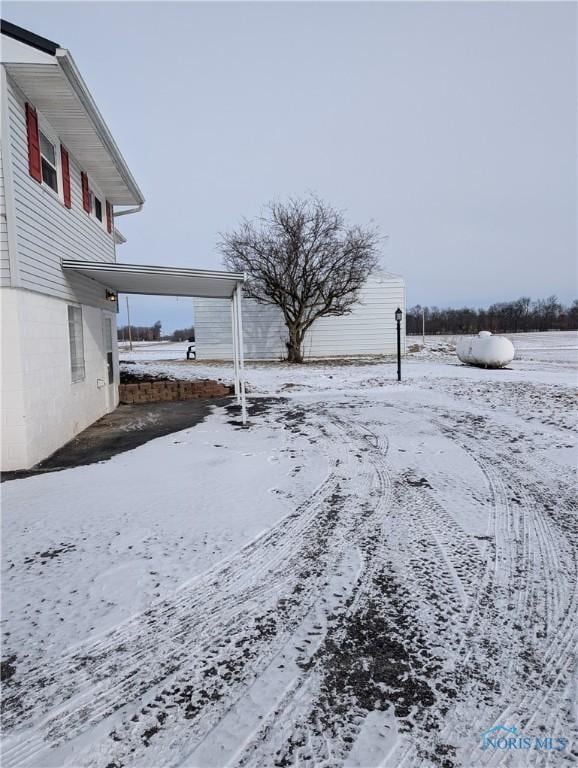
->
<box><xmin>2</xmin><ymin>332</ymin><xmax>577</xmax><ymax>767</ymax></box>
<box><xmin>118</xmin><ymin>341</ymin><xmax>191</xmax><ymax>361</ymax></box>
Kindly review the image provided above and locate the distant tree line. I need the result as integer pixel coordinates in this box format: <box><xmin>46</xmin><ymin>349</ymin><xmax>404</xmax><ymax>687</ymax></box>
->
<box><xmin>117</xmin><ymin>321</ymin><xmax>162</xmax><ymax>342</ymax></box>
<box><xmin>407</xmin><ymin>296</ymin><xmax>578</xmax><ymax>335</ymax></box>
<box><xmin>166</xmin><ymin>326</ymin><xmax>195</xmax><ymax>342</ymax></box>
<box><xmin>117</xmin><ymin>322</ymin><xmax>195</xmax><ymax>343</ymax></box>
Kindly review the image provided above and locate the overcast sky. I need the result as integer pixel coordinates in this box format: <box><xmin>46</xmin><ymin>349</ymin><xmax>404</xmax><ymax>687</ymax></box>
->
<box><xmin>4</xmin><ymin>1</ymin><xmax>577</xmax><ymax>332</ymax></box>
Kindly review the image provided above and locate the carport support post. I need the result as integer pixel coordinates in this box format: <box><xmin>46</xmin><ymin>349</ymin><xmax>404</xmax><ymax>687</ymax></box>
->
<box><xmin>234</xmin><ymin>283</ymin><xmax>248</xmax><ymax>425</ymax></box>
<box><xmin>231</xmin><ymin>292</ymin><xmax>240</xmax><ymax>402</ymax></box>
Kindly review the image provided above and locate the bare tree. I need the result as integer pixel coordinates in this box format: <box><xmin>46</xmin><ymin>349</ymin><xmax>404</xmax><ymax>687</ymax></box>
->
<box><xmin>220</xmin><ymin>196</ymin><xmax>380</xmax><ymax>362</ymax></box>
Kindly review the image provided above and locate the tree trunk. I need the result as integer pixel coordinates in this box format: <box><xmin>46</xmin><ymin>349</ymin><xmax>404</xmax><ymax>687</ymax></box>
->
<box><xmin>286</xmin><ymin>327</ymin><xmax>304</xmax><ymax>363</ymax></box>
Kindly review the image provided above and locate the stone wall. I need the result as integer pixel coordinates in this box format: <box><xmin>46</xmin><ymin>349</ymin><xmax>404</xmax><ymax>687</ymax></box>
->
<box><xmin>118</xmin><ymin>379</ymin><xmax>230</xmax><ymax>404</ymax></box>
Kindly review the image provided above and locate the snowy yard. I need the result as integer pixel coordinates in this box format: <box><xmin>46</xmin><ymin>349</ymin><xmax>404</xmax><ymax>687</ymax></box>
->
<box><xmin>2</xmin><ymin>332</ymin><xmax>577</xmax><ymax>767</ymax></box>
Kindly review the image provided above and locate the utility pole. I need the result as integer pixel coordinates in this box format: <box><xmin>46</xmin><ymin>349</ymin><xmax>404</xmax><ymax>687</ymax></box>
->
<box><xmin>422</xmin><ymin>308</ymin><xmax>425</xmax><ymax>346</ymax></box>
<box><xmin>125</xmin><ymin>296</ymin><xmax>133</xmax><ymax>351</ymax></box>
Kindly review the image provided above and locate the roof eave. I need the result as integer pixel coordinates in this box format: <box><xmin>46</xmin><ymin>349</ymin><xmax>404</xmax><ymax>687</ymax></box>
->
<box><xmin>55</xmin><ymin>49</ymin><xmax>145</xmax><ymax>207</ymax></box>
<box><xmin>114</xmin><ymin>228</ymin><xmax>127</xmax><ymax>245</ymax></box>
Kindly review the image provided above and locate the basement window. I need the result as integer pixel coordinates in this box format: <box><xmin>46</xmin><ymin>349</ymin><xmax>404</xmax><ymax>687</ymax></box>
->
<box><xmin>68</xmin><ymin>305</ymin><xmax>86</xmax><ymax>383</ymax></box>
<box><xmin>39</xmin><ymin>130</ymin><xmax>58</xmax><ymax>193</ymax></box>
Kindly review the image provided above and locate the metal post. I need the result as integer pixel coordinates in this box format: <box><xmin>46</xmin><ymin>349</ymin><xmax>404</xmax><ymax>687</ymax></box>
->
<box><xmin>235</xmin><ymin>284</ymin><xmax>248</xmax><ymax>425</ymax></box>
<box><xmin>397</xmin><ymin>320</ymin><xmax>401</xmax><ymax>381</ymax></box>
<box><xmin>422</xmin><ymin>308</ymin><xmax>425</xmax><ymax>347</ymax></box>
<box><xmin>231</xmin><ymin>292</ymin><xmax>240</xmax><ymax>402</ymax></box>
<box><xmin>395</xmin><ymin>307</ymin><xmax>402</xmax><ymax>382</ymax></box>
<box><xmin>125</xmin><ymin>296</ymin><xmax>133</xmax><ymax>351</ymax></box>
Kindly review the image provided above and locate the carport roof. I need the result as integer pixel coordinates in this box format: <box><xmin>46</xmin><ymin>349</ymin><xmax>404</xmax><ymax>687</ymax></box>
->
<box><xmin>62</xmin><ymin>260</ymin><xmax>245</xmax><ymax>299</ymax></box>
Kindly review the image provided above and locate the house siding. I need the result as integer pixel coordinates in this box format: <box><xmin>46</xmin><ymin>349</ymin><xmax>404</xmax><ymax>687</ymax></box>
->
<box><xmin>0</xmin><ymin>141</ymin><xmax>9</xmax><ymax>286</ymax></box>
<box><xmin>304</xmin><ymin>274</ymin><xmax>406</xmax><ymax>357</ymax></box>
<box><xmin>195</xmin><ymin>298</ymin><xmax>287</xmax><ymax>360</ymax></box>
<box><xmin>194</xmin><ymin>272</ymin><xmax>406</xmax><ymax>360</ymax></box>
<box><xmin>6</xmin><ymin>74</ymin><xmax>116</xmax><ymax>310</ymax></box>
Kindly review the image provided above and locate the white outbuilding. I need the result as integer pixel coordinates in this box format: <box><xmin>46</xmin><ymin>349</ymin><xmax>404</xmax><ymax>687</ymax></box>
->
<box><xmin>193</xmin><ymin>271</ymin><xmax>405</xmax><ymax>361</ymax></box>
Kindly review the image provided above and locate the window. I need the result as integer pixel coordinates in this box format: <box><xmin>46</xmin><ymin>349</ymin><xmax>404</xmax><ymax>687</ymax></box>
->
<box><xmin>39</xmin><ymin>130</ymin><xmax>58</xmax><ymax>193</ymax></box>
<box><xmin>68</xmin><ymin>306</ymin><xmax>85</xmax><ymax>383</ymax></box>
<box><xmin>94</xmin><ymin>196</ymin><xmax>103</xmax><ymax>222</ymax></box>
<box><xmin>86</xmin><ymin>185</ymin><xmax>108</xmax><ymax>230</ymax></box>
<box><xmin>103</xmin><ymin>316</ymin><xmax>114</xmax><ymax>385</ymax></box>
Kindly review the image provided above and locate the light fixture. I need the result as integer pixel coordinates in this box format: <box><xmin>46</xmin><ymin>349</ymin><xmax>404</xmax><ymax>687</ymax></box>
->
<box><xmin>395</xmin><ymin>307</ymin><xmax>402</xmax><ymax>323</ymax></box>
<box><xmin>106</xmin><ymin>290</ymin><xmax>117</xmax><ymax>302</ymax></box>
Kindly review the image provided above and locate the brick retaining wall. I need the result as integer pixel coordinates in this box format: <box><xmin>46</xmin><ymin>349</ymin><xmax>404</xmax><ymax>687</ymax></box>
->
<box><xmin>119</xmin><ymin>379</ymin><xmax>230</xmax><ymax>404</ymax></box>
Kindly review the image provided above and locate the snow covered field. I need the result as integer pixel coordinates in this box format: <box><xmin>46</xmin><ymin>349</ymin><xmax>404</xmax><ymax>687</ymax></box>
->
<box><xmin>2</xmin><ymin>332</ymin><xmax>577</xmax><ymax>767</ymax></box>
<box><xmin>118</xmin><ymin>340</ymin><xmax>190</xmax><ymax>361</ymax></box>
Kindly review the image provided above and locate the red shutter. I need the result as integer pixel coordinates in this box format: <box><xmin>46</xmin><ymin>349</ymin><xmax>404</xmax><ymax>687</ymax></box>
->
<box><xmin>61</xmin><ymin>146</ymin><xmax>71</xmax><ymax>208</ymax></box>
<box><xmin>25</xmin><ymin>103</ymin><xmax>42</xmax><ymax>183</ymax></box>
<box><xmin>81</xmin><ymin>172</ymin><xmax>90</xmax><ymax>213</ymax></box>
<box><xmin>105</xmin><ymin>201</ymin><xmax>113</xmax><ymax>234</ymax></box>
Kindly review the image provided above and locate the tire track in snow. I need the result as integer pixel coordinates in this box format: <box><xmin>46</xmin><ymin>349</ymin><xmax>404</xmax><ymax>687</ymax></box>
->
<box><xmin>426</xmin><ymin>406</ymin><xmax>577</xmax><ymax>767</ymax></box>
<box><xmin>3</xmin><ymin>391</ymin><xmax>575</xmax><ymax>768</ymax></box>
<box><xmin>60</xmin><ymin>408</ymin><xmax>392</xmax><ymax>768</ymax></box>
<box><xmin>226</xmin><ymin>412</ymin><xmax>401</xmax><ymax>768</ymax></box>
<box><xmin>458</xmin><ymin>423</ymin><xmax>577</xmax><ymax>726</ymax></box>
<box><xmin>2</xmin><ymin>405</ymin><xmax>392</xmax><ymax>768</ymax></box>
<box><xmin>1</xmin><ymin>408</ymin><xmax>352</xmax><ymax>766</ymax></box>
<box><xmin>230</xmin><ymin>408</ymin><xmax>481</xmax><ymax>768</ymax></box>
<box><xmin>98</xmin><ymin>410</ymin><xmax>392</xmax><ymax>768</ymax></box>
<box><xmin>365</xmin><ymin>397</ymin><xmax>575</xmax><ymax>768</ymax></box>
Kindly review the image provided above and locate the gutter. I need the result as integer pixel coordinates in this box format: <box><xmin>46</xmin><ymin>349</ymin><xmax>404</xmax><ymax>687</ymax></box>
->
<box><xmin>113</xmin><ymin>204</ymin><xmax>143</xmax><ymax>218</ymax></box>
<box><xmin>55</xmin><ymin>48</ymin><xmax>145</xmax><ymax>206</ymax></box>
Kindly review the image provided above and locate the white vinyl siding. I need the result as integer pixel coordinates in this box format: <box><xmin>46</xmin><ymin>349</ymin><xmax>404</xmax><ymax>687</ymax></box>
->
<box><xmin>194</xmin><ymin>272</ymin><xmax>406</xmax><ymax>360</ymax></box>
<box><xmin>304</xmin><ymin>275</ymin><xmax>406</xmax><ymax>357</ymax></box>
<box><xmin>6</xmin><ymin>75</ymin><xmax>115</xmax><ymax>309</ymax></box>
<box><xmin>0</xmin><ymin>141</ymin><xmax>9</xmax><ymax>286</ymax></box>
<box><xmin>195</xmin><ymin>298</ymin><xmax>287</xmax><ymax>360</ymax></box>
<box><xmin>68</xmin><ymin>304</ymin><xmax>85</xmax><ymax>382</ymax></box>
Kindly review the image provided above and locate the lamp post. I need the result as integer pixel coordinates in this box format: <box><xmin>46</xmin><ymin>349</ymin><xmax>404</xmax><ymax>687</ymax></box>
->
<box><xmin>395</xmin><ymin>307</ymin><xmax>402</xmax><ymax>381</ymax></box>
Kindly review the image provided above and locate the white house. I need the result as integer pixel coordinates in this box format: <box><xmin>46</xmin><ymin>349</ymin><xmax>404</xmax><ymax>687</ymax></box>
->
<box><xmin>194</xmin><ymin>271</ymin><xmax>406</xmax><ymax>360</ymax></box>
<box><xmin>0</xmin><ymin>21</ymin><xmax>145</xmax><ymax>471</ymax></box>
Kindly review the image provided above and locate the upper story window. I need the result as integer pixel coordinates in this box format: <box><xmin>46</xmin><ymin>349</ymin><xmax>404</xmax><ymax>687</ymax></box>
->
<box><xmin>25</xmin><ymin>102</ymin><xmax>112</xmax><ymax>231</ymax></box>
<box><xmin>93</xmin><ymin>194</ymin><xmax>103</xmax><ymax>222</ymax></box>
<box><xmin>39</xmin><ymin>130</ymin><xmax>59</xmax><ymax>193</ymax></box>
<box><xmin>87</xmin><ymin>187</ymin><xmax>106</xmax><ymax>230</ymax></box>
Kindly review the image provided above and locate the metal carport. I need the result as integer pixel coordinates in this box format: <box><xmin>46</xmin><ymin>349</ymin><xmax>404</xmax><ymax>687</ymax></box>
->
<box><xmin>62</xmin><ymin>260</ymin><xmax>248</xmax><ymax>424</ymax></box>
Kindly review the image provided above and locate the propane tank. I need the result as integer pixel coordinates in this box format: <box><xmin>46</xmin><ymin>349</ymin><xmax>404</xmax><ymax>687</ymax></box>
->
<box><xmin>456</xmin><ymin>331</ymin><xmax>515</xmax><ymax>369</ymax></box>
